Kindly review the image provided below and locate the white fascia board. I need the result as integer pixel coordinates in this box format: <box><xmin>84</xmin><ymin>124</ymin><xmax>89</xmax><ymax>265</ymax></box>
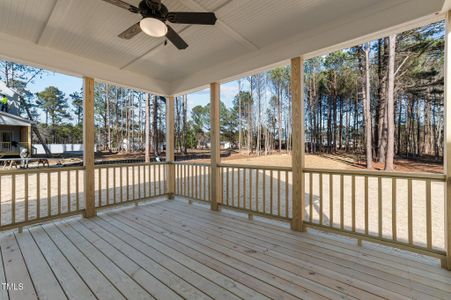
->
<box><xmin>0</xmin><ymin>32</ymin><xmax>171</xmax><ymax>96</ymax></box>
<box><xmin>169</xmin><ymin>0</ymin><xmax>444</xmax><ymax>95</ymax></box>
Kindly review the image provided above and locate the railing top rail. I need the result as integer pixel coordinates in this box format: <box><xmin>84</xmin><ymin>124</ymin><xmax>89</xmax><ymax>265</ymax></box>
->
<box><xmin>218</xmin><ymin>163</ymin><xmax>292</xmax><ymax>172</ymax></box>
<box><xmin>0</xmin><ymin>166</ymin><xmax>85</xmax><ymax>175</ymax></box>
<box><xmin>94</xmin><ymin>161</ymin><xmax>168</xmax><ymax>168</ymax></box>
<box><xmin>303</xmin><ymin>167</ymin><xmax>446</xmax><ymax>181</ymax></box>
<box><xmin>173</xmin><ymin>161</ymin><xmax>211</xmax><ymax>167</ymax></box>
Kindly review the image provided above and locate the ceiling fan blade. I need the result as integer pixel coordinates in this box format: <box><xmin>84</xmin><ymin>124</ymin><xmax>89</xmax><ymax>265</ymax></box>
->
<box><xmin>167</xmin><ymin>12</ymin><xmax>217</xmax><ymax>25</ymax></box>
<box><xmin>166</xmin><ymin>25</ymin><xmax>188</xmax><ymax>49</ymax></box>
<box><xmin>102</xmin><ymin>0</ymin><xmax>139</xmax><ymax>13</ymax></box>
<box><xmin>118</xmin><ymin>22</ymin><xmax>142</xmax><ymax>39</ymax></box>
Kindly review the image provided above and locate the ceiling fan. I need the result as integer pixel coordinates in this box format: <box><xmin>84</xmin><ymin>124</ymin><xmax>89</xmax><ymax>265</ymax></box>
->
<box><xmin>102</xmin><ymin>0</ymin><xmax>217</xmax><ymax>49</ymax></box>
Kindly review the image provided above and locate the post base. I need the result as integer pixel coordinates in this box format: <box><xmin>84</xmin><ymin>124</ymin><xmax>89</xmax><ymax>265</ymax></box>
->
<box><xmin>83</xmin><ymin>211</ymin><xmax>97</xmax><ymax>218</ymax></box>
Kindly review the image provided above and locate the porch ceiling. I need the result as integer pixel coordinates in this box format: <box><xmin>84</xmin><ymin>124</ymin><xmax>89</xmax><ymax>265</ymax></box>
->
<box><xmin>0</xmin><ymin>0</ymin><xmax>445</xmax><ymax>95</ymax></box>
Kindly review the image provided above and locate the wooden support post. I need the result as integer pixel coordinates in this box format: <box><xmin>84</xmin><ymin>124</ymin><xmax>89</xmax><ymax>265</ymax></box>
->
<box><xmin>27</xmin><ymin>126</ymin><xmax>32</xmax><ymax>154</ymax></box>
<box><xmin>210</xmin><ymin>82</ymin><xmax>221</xmax><ymax>211</ymax></box>
<box><xmin>444</xmin><ymin>11</ymin><xmax>451</xmax><ymax>270</ymax></box>
<box><xmin>166</xmin><ymin>96</ymin><xmax>175</xmax><ymax>199</ymax></box>
<box><xmin>83</xmin><ymin>77</ymin><xmax>96</xmax><ymax>218</ymax></box>
<box><xmin>291</xmin><ymin>56</ymin><xmax>305</xmax><ymax>232</ymax></box>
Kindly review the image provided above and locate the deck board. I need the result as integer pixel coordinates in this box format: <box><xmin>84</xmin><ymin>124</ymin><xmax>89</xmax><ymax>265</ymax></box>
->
<box><xmin>0</xmin><ymin>198</ymin><xmax>450</xmax><ymax>300</ymax></box>
<box><xmin>154</xmin><ymin>201</ymin><xmax>451</xmax><ymax>299</ymax></box>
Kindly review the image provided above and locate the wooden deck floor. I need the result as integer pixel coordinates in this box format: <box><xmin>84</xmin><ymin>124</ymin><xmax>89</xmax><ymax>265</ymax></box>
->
<box><xmin>1</xmin><ymin>198</ymin><xmax>450</xmax><ymax>300</ymax></box>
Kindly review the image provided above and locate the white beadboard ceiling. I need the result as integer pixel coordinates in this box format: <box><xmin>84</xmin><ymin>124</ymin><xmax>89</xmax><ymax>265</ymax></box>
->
<box><xmin>0</xmin><ymin>0</ymin><xmax>446</xmax><ymax>95</ymax></box>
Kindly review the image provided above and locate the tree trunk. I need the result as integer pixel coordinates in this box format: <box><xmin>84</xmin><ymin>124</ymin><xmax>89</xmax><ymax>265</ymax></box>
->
<box><xmin>238</xmin><ymin>80</ymin><xmax>242</xmax><ymax>151</ymax></box>
<box><xmin>363</xmin><ymin>43</ymin><xmax>373</xmax><ymax>169</ymax></box>
<box><xmin>145</xmin><ymin>93</ymin><xmax>151</xmax><ymax>162</ymax></box>
<box><xmin>153</xmin><ymin>95</ymin><xmax>159</xmax><ymax>156</ymax></box>
<box><xmin>384</xmin><ymin>34</ymin><xmax>396</xmax><ymax>171</ymax></box>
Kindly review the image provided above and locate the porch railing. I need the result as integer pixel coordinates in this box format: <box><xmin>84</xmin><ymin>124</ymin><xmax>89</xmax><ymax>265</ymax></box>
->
<box><xmin>94</xmin><ymin>162</ymin><xmax>167</xmax><ymax>208</ymax></box>
<box><xmin>0</xmin><ymin>142</ymin><xmax>29</xmax><ymax>152</ymax></box>
<box><xmin>303</xmin><ymin>168</ymin><xmax>446</xmax><ymax>259</ymax></box>
<box><xmin>0</xmin><ymin>159</ymin><xmax>446</xmax><ymax>261</ymax></box>
<box><xmin>0</xmin><ymin>166</ymin><xmax>85</xmax><ymax>231</ymax></box>
<box><xmin>175</xmin><ymin>162</ymin><xmax>210</xmax><ymax>202</ymax></box>
<box><xmin>219</xmin><ymin>164</ymin><xmax>292</xmax><ymax>220</ymax></box>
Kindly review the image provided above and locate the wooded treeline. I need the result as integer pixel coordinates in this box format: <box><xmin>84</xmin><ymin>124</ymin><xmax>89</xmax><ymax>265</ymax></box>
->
<box><xmin>304</xmin><ymin>21</ymin><xmax>444</xmax><ymax>169</ymax></box>
<box><xmin>0</xmin><ymin>61</ymin><xmax>168</xmax><ymax>154</ymax></box>
<box><xmin>0</xmin><ymin>20</ymin><xmax>445</xmax><ymax>169</ymax></box>
<box><xmin>174</xmin><ymin>21</ymin><xmax>444</xmax><ymax>170</ymax></box>
<box><xmin>93</xmin><ymin>83</ymin><xmax>166</xmax><ymax>156</ymax></box>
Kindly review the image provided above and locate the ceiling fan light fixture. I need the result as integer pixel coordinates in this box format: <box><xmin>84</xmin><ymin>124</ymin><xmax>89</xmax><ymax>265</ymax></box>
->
<box><xmin>140</xmin><ymin>17</ymin><xmax>167</xmax><ymax>37</ymax></box>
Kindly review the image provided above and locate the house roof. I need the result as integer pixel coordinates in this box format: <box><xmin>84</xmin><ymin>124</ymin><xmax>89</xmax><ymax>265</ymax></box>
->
<box><xmin>0</xmin><ymin>111</ymin><xmax>32</xmax><ymax>127</ymax></box>
<box><xmin>0</xmin><ymin>0</ymin><xmax>447</xmax><ymax>96</ymax></box>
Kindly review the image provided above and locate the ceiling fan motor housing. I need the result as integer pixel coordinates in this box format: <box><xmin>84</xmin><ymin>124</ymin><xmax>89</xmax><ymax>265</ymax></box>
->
<box><xmin>140</xmin><ymin>0</ymin><xmax>168</xmax><ymax>21</ymax></box>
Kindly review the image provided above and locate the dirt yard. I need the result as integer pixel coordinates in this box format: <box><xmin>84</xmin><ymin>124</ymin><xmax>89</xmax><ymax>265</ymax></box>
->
<box><xmin>0</xmin><ymin>153</ymin><xmax>445</xmax><ymax>254</ymax></box>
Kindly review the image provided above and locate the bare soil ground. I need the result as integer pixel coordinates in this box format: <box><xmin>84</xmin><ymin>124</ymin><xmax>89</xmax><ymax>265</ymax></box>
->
<box><xmin>0</xmin><ymin>152</ymin><xmax>445</xmax><ymax>254</ymax></box>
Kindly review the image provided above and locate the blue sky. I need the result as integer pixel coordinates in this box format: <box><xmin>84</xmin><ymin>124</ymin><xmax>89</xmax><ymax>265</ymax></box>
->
<box><xmin>27</xmin><ymin>72</ymin><xmax>241</xmax><ymax>111</ymax></box>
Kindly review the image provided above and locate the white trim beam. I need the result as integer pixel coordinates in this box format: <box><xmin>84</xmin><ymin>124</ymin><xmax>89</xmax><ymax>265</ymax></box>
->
<box><xmin>0</xmin><ymin>32</ymin><xmax>170</xmax><ymax>95</ymax></box>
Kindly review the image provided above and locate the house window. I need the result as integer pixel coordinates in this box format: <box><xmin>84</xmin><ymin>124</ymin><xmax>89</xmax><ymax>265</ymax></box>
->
<box><xmin>0</xmin><ymin>131</ymin><xmax>12</xmax><ymax>151</ymax></box>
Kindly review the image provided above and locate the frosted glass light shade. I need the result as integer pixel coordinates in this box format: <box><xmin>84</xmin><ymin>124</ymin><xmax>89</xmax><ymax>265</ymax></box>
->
<box><xmin>140</xmin><ymin>18</ymin><xmax>167</xmax><ymax>37</ymax></box>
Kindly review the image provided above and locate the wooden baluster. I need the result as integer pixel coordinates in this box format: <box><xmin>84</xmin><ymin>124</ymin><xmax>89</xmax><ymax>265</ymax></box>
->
<box><xmin>226</xmin><ymin>167</ymin><xmax>229</xmax><ymax>206</ymax></box>
<box><xmin>12</xmin><ymin>174</ymin><xmax>16</xmax><ymax>224</ymax></box>
<box><xmin>378</xmin><ymin>176</ymin><xmax>382</xmax><ymax>238</ymax></box>
<box><xmin>126</xmin><ymin>166</ymin><xmax>130</xmax><ymax>201</ymax></box>
<box><xmin>120</xmin><ymin>167</ymin><xmax>123</xmax><ymax>203</ymax></box>
<box><xmin>285</xmin><ymin>171</ymin><xmax>289</xmax><ymax>218</ymax></box>
<box><xmin>238</xmin><ymin>168</ymin><xmax>241</xmax><ymax>208</ymax></box>
<box><xmin>309</xmin><ymin>172</ymin><xmax>313</xmax><ymax>222</ymax></box>
<box><xmin>58</xmin><ymin>171</ymin><xmax>61</xmax><ymax>214</ymax></box>
<box><xmin>75</xmin><ymin>170</ymin><xmax>79</xmax><ymax>211</ymax></box>
<box><xmin>204</xmin><ymin>165</ymin><xmax>207</xmax><ymax>201</ymax></box>
<box><xmin>330</xmin><ymin>174</ymin><xmax>334</xmax><ymax>227</ymax></box>
<box><xmin>197</xmin><ymin>165</ymin><xmax>200</xmax><ymax>199</ymax></box>
<box><xmin>0</xmin><ymin>175</ymin><xmax>2</xmax><ymax>225</ymax></box>
<box><xmin>231</xmin><ymin>168</ymin><xmax>235</xmax><ymax>207</ymax></box>
<box><xmin>98</xmin><ymin>168</ymin><xmax>102</xmax><ymax>206</ymax></box>
<box><xmin>37</xmin><ymin>173</ymin><xmax>41</xmax><ymax>218</ymax></box>
<box><xmin>113</xmin><ymin>167</ymin><xmax>117</xmax><ymax>204</ymax></box>
<box><xmin>183</xmin><ymin>164</ymin><xmax>187</xmax><ymax>197</ymax></box>
<box><xmin>319</xmin><ymin>173</ymin><xmax>323</xmax><ymax>225</ymax></box>
<box><xmin>270</xmin><ymin>170</ymin><xmax>273</xmax><ymax>215</ymax></box>
<box><xmin>105</xmin><ymin>168</ymin><xmax>109</xmax><ymax>206</ymax></box>
<box><xmin>364</xmin><ymin>176</ymin><xmax>369</xmax><ymax>235</ymax></box>
<box><xmin>159</xmin><ymin>164</ymin><xmax>162</xmax><ymax>195</ymax></box>
<box><xmin>132</xmin><ymin>166</ymin><xmax>136</xmax><ymax>200</ymax></box>
<box><xmin>25</xmin><ymin>174</ymin><xmax>29</xmax><ymax>222</ymax></box>
<box><xmin>151</xmin><ymin>164</ymin><xmax>152</xmax><ymax>197</ymax></box>
<box><xmin>249</xmin><ymin>169</ymin><xmax>253</xmax><ymax>212</ymax></box>
<box><xmin>277</xmin><ymin>170</ymin><xmax>281</xmax><ymax>217</ymax></box>
<box><xmin>153</xmin><ymin>164</ymin><xmax>157</xmax><ymax>196</ymax></box>
<box><xmin>243</xmin><ymin>168</ymin><xmax>247</xmax><ymax>209</ymax></box>
<box><xmin>47</xmin><ymin>172</ymin><xmax>51</xmax><ymax>217</ymax></box>
<box><xmin>408</xmin><ymin>178</ymin><xmax>413</xmax><ymax>245</ymax></box>
<box><xmin>340</xmin><ymin>174</ymin><xmax>344</xmax><ymax>230</ymax></box>
<box><xmin>426</xmin><ymin>179</ymin><xmax>432</xmax><ymax>249</ymax></box>
<box><xmin>392</xmin><ymin>178</ymin><xmax>397</xmax><ymax>241</ymax></box>
<box><xmin>351</xmin><ymin>175</ymin><xmax>355</xmax><ymax>232</ymax></box>
<box><xmin>175</xmin><ymin>165</ymin><xmax>182</xmax><ymax>195</ymax></box>
<box><xmin>191</xmin><ymin>165</ymin><xmax>194</xmax><ymax>198</ymax></box>
<box><xmin>67</xmin><ymin>171</ymin><xmax>71</xmax><ymax>212</ymax></box>
<box><xmin>144</xmin><ymin>165</ymin><xmax>147</xmax><ymax>198</ymax></box>
<box><xmin>255</xmin><ymin>169</ymin><xmax>259</xmax><ymax>212</ymax></box>
<box><xmin>138</xmin><ymin>165</ymin><xmax>141</xmax><ymax>200</ymax></box>
<box><xmin>262</xmin><ymin>170</ymin><xmax>266</xmax><ymax>214</ymax></box>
